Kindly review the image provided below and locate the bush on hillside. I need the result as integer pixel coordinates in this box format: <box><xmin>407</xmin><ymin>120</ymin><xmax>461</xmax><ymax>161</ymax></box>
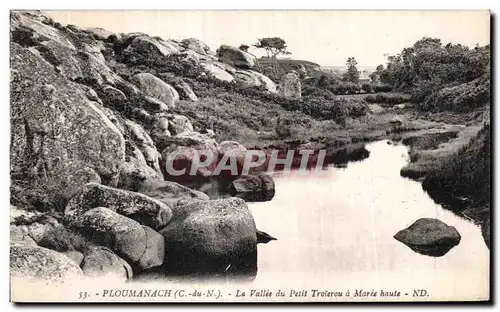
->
<box><xmin>365</xmin><ymin>93</ymin><xmax>410</xmax><ymax>106</ymax></box>
<box><xmin>361</xmin><ymin>83</ymin><xmax>373</xmax><ymax>93</ymax></box>
<box><xmin>373</xmin><ymin>83</ymin><xmax>393</xmax><ymax>93</ymax></box>
<box><xmin>422</xmin><ymin>75</ymin><xmax>490</xmax><ymax>112</ymax></box>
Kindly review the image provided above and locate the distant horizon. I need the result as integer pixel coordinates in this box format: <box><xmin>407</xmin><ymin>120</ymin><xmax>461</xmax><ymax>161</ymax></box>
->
<box><xmin>43</xmin><ymin>10</ymin><xmax>490</xmax><ymax>67</ymax></box>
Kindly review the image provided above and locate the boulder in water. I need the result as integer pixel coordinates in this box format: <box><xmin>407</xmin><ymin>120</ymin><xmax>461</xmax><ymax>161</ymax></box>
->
<box><xmin>394</xmin><ymin>218</ymin><xmax>461</xmax><ymax>257</ymax></box>
<box><xmin>228</xmin><ymin>174</ymin><xmax>276</xmax><ymax>202</ymax></box>
<box><xmin>160</xmin><ymin>198</ymin><xmax>257</xmax><ymax>275</ymax></box>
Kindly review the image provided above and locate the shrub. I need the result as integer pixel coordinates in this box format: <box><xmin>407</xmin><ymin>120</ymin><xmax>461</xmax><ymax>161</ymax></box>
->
<box><xmin>329</xmin><ymin>81</ymin><xmax>360</xmax><ymax>95</ymax></box>
<box><xmin>373</xmin><ymin>83</ymin><xmax>393</xmax><ymax>93</ymax></box>
<box><xmin>422</xmin><ymin>75</ymin><xmax>490</xmax><ymax>112</ymax></box>
<box><xmin>365</xmin><ymin>93</ymin><xmax>410</xmax><ymax>106</ymax></box>
<box><xmin>361</xmin><ymin>83</ymin><xmax>373</xmax><ymax>93</ymax></box>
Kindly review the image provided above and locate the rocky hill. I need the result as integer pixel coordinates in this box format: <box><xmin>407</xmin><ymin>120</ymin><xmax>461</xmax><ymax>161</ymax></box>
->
<box><xmin>10</xmin><ymin>10</ymin><xmax>299</xmax><ymax>281</ymax></box>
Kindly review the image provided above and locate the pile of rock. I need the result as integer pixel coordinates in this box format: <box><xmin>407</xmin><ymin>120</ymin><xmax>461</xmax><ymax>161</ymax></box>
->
<box><xmin>9</xmin><ymin>11</ymin><xmax>278</xmax><ymax>283</ymax></box>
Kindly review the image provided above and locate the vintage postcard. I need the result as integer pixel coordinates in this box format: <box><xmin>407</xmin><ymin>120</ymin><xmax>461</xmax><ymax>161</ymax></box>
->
<box><xmin>9</xmin><ymin>10</ymin><xmax>491</xmax><ymax>303</ymax></box>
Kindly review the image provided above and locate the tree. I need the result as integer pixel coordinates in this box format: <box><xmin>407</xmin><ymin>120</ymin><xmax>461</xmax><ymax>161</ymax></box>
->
<box><xmin>343</xmin><ymin>57</ymin><xmax>359</xmax><ymax>84</ymax></box>
<box><xmin>253</xmin><ymin>37</ymin><xmax>291</xmax><ymax>59</ymax></box>
<box><xmin>253</xmin><ymin>37</ymin><xmax>291</xmax><ymax>78</ymax></box>
<box><xmin>239</xmin><ymin>44</ymin><xmax>250</xmax><ymax>52</ymax></box>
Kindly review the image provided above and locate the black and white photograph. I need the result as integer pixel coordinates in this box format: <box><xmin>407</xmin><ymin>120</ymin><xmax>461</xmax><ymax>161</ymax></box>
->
<box><xmin>8</xmin><ymin>9</ymin><xmax>491</xmax><ymax>303</ymax></box>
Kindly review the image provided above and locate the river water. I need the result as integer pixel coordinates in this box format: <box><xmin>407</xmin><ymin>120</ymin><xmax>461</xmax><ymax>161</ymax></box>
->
<box><xmin>248</xmin><ymin>140</ymin><xmax>489</xmax><ymax>301</ymax></box>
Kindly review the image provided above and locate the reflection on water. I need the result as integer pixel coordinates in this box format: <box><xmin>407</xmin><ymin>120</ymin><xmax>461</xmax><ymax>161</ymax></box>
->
<box><xmin>248</xmin><ymin>140</ymin><xmax>489</xmax><ymax>299</ymax></box>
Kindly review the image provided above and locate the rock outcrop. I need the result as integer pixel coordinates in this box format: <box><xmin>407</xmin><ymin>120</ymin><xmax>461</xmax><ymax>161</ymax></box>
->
<box><xmin>10</xmin><ymin>11</ymin><xmax>280</xmax><ymax>282</ymax></box>
<box><xmin>394</xmin><ymin>218</ymin><xmax>461</xmax><ymax>256</ymax></box>
<box><xmin>234</xmin><ymin>70</ymin><xmax>277</xmax><ymax>93</ymax></box>
<box><xmin>201</xmin><ymin>62</ymin><xmax>234</xmax><ymax>82</ymax></box>
<box><xmin>160</xmin><ymin>198</ymin><xmax>257</xmax><ymax>274</ymax></box>
<box><xmin>123</xmin><ymin>35</ymin><xmax>179</xmax><ymax>60</ymax></box>
<box><xmin>180</xmin><ymin>38</ymin><xmax>212</xmax><ymax>56</ymax></box>
<box><xmin>10</xmin><ymin>42</ymin><xmax>125</xmax><ymax>208</ymax></box>
<box><xmin>217</xmin><ymin>45</ymin><xmax>255</xmax><ymax>69</ymax></box>
<box><xmin>279</xmin><ymin>71</ymin><xmax>302</xmax><ymax>99</ymax></box>
<box><xmin>131</xmin><ymin>73</ymin><xmax>178</xmax><ymax>108</ymax></box>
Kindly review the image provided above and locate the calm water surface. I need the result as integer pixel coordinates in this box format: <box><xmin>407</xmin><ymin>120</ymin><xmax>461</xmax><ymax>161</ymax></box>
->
<box><xmin>248</xmin><ymin>140</ymin><xmax>489</xmax><ymax>301</ymax></box>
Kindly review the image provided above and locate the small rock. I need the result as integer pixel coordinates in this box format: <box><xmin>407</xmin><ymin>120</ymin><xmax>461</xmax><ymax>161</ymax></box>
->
<box><xmin>256</xmin><ymin>229</ymin><xmax>277</xmax><ymax>244</ymax></box>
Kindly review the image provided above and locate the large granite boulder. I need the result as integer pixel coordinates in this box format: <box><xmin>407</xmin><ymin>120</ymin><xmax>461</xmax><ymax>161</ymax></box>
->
<box><xmin>131</xmin><ymin>73</ymin><xmax>178</xmax><ymax>108</ymax></box>
<box><xmin>149</xmin><ymin>116</ymin><xmax>171</xmax><ymax>147</ymax></box>
<box><xmin>228</xmin><ymin>174</ymin><xmax>275</xmax><ymax>202</ymax></box>
<box><xmin>394</xmin><ymin>218</ymin><xmax>461</xmax><ymax>256</ymax></box>
<box><xmin>201</xmin><ymin>62</ymin><xmax>234</xmax><ymax>82</ymax></box>
<box><xmin>69</xmin><ymin>207</ymin><xmax>165</xmax><ymax>270</ymax></box>
<box><xmin>80</xmin><ymin>246</ymin><xmax>133</xmax><ymax>279</ymax></box>
<box><xmin>234</xmin><ymin>70</ymin><xmax>277</xmax><ymax>93</ymax></box>
<box><xmin>123</xmin><ymin>36</ymin><xmax>179</xmax><ymax>60</ymax></box>
<box><xmin>217</xmin><ymin>45</ymin><xmax>255</xmax><ymax>69</ymax></box>
<box><xmin>10</xmin><ymin>245</ymin><xmax>83</xmax><ymax>282</ymax></box>
<box><xmin>160</xmin><ymin>198</ymin><xmax>257</xmax><ymax>274</ymax></box>
<box><xmin>10</xmin><ymin>42</ymin><xmax>125</xmax><ymax>208</ymax></box>
<box><xmin>69</xmin><ymin>207</ymin><xmax>147</xmax><ymax>263</ymax></box>
<box><xmin>64</xmin><ymin>183</ymin><xmax>172</xmax><ymax>230</ymax></box>
<box><xmin>85</xmin><ymin>27</ymin><xmax>115</xmax><ymax>40</ymax></box>
<box><xmin>180</xmin><ymin>38</ymin><xmax>212</xmax><ymax>55</ymax></box>
<box><xmin>279</xmin><ymin>71</ymin><xmax>302</xmax><ymax>99</ymax></box>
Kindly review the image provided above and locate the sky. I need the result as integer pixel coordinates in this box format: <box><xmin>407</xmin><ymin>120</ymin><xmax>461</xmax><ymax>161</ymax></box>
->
<box><xmin>44</xmin><ymin>10</ymin><xmax>490</xmax><ymax>67</ymax></box>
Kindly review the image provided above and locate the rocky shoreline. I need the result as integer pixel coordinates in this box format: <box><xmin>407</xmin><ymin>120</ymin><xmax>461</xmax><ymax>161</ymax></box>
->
<box><xmin>10</xmin><ymin>10</ymin><xmax>490</xmax><ymax>282</ymax></box>
<box><xmin>10</xmin><ymin>10</ymin><xmax>281</xmax><ymax>281</ymax></box>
